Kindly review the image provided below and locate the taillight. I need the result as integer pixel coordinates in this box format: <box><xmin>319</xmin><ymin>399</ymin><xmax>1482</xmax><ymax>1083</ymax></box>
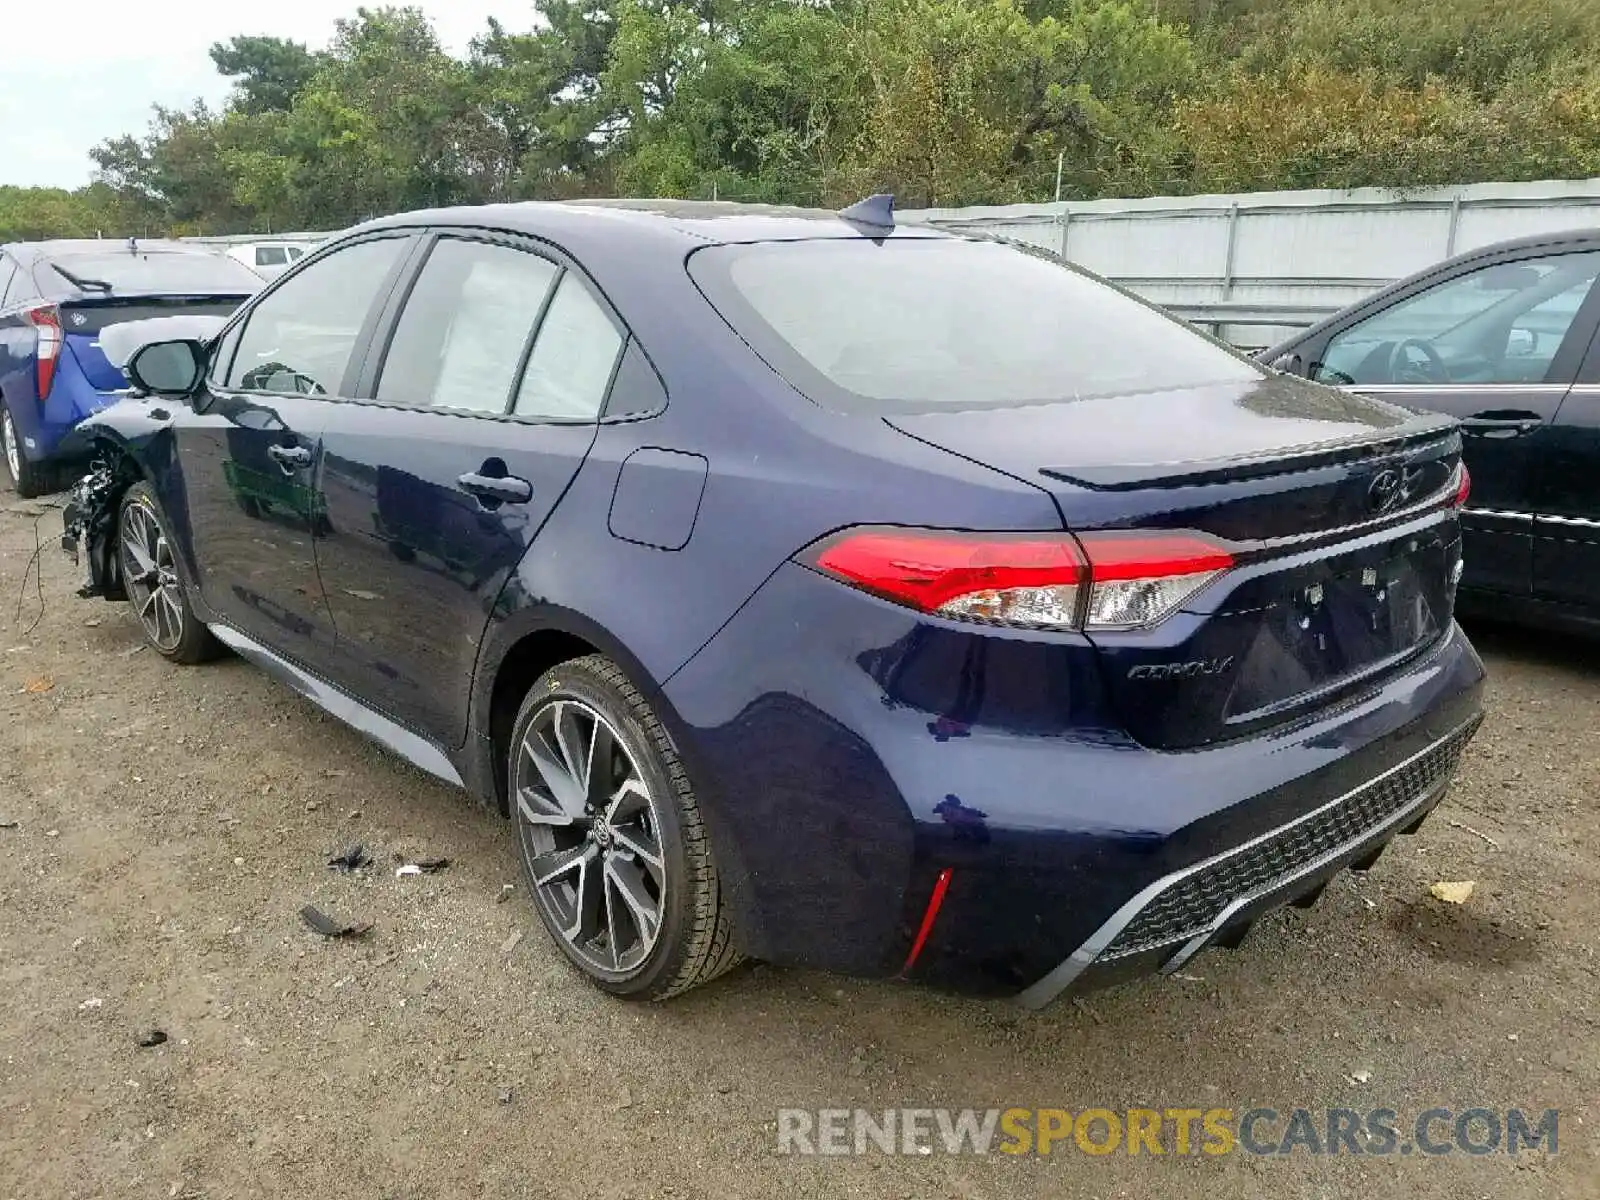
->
<box><xmin>1450</xmin><ymin>462</ymin><xmax>1471</xmax><ymax>509</ymax></box>
<box><xmin>802</xmin><ymin>527</ymin><xmax>1234</xmax><ymax>631</ymax></box>
<box><xmin>23</xmin><ymin>305</ymin><xmax>63</xmax><ymax>399</ymax></box>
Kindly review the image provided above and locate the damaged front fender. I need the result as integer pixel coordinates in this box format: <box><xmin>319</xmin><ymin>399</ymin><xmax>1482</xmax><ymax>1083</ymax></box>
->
<box><xmin>58</xmin><ymin>397</ymin><xmax>182</xmax><ymax>601</ymax></box>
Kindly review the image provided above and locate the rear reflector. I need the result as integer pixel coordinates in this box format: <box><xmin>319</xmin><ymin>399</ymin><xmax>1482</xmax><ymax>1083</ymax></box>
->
<box><xmin>901</xmin><ymin>867</ymin><xmax>953</xmax><ymax>974</ymax></box>
<box><xmin>23</xmin><ymin>305</ymin><xmax>63</xmax><ymax>399</ymax></box>
<box><xmin>802</xmin><ymin>526</ymin><xmax>1235</xmax><ymax>631</ymax></box>
<box><xmin>1450</xmin><ymin>462</ymin><xmax>1471</xmax><ymax>509</ymax></box>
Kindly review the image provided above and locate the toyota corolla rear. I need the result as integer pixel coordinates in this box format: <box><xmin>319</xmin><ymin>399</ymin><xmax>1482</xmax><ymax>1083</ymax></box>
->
<box><xmin>664</xmin><ymin>231</ymin><xmax>1484</xmax><ymax>1003</ymax></box>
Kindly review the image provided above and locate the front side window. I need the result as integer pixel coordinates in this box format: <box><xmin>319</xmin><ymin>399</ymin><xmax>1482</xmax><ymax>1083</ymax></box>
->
<box><xmin>227</xmin><ymin>237</ymin><xmax>406</xmax><ymax>395</ymax></box>
<box><xmin>377</xmin><ymin>238</ymin><xmax>559</xmax><ymax>413</ymax></box>
<box><xmin>688</xmin><ymin>238</ymin><xmax>1263</xmax><ymax>414</ymax></box>
<box><xmin>513</xmin><ymin>273</ymin><xmax>624</xmax><ymax>420</ymax></box>
<box><xmin>1315</xmin><ymin>250</ymin><xmax>1600</xmax><ymax>386</ymax></box>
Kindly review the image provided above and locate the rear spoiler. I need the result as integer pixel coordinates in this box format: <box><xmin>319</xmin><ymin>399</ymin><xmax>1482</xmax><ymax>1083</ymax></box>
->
<box><xmin>97</xmin><ymin>315</ymin><xmax>229</xmax><ymax>369</ymax></box>
<box><xmin>1041</xmin><ymin>414</ymin><xmax>1461</xmax><ymax>491</ymax></box>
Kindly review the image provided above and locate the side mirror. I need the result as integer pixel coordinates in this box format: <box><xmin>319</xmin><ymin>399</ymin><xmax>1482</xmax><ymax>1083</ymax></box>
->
<box><xmin>127</xmin><ymin>339</ymin><xmax>206</xmax><ymax>396</ymax></box>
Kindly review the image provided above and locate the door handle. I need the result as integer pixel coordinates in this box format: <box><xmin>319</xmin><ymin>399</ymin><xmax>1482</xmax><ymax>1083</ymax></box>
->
<box><xmin>457</xmin><ymin>471</ymin><xmax>533</xmax><ymax>505</ymax></box>
<box><xmin>267</xmin><ymin>443</ymin><xmax>313</xmax><ymax>471</ymax></box>
<box><xmin>1460</xmin><ymin>413</ymin><xmax>1542</xmax><ymax>438</ymax></box>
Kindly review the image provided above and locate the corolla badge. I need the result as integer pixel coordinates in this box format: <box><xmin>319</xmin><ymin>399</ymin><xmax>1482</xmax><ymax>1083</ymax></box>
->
<box><xmin>1128</xmin><ymin>656</ymin><xmax>1236</xmax><ymax>681</ymax></box>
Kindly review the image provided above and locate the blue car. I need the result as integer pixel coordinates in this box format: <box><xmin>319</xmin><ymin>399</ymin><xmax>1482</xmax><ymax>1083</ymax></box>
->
<box><xmin>61</xmin><ymin>199</ymin><xmax>1484</xmax><ymax>1005</ymax></box>
<box><xmin>0</xmin><ymin>240</ymin><xmax>261</xmax><ymax>496</ymax></box>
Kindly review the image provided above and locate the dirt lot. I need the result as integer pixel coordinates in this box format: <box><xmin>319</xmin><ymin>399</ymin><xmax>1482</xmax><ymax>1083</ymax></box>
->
<box><xmin>0</xmin><ymin>494</ymin><xmax>1596</xmax><ymax>1200</ymax></box>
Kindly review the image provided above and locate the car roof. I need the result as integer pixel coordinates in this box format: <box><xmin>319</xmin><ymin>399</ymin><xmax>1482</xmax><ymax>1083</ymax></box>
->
<box><xmin>355</xmin><ymin>199</ymin><xmax>954</xmax><ymax>254</ymax></box>
<box><xmin>2</xmin><ymin>238</ymin><xmax>215</xmax><ymax>264</ymax></box>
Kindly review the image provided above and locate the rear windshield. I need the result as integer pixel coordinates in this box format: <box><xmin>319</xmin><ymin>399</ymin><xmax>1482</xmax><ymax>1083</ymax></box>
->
<box><xmin>688</xmin><ymin>238</ymin><xmax>1263</xmax><ymax>414</ymax></box>
<box><xmin>44</xmin><ymin>251</ymin><xmax>263</xmax><ymax>296</ymax></box>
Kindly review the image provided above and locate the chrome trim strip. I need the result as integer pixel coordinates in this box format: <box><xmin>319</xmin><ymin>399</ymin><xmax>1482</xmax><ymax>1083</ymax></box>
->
<box><xmin>1158</xmin><ymin>777</ymin><xmax>1451</xmax><ymax>975</ymax></box>
<box><xmin>1539</xmin><ymin>513</ymin><xmax>1600</xmax><ymax>530</ymax></box>
<box><xmin>207</xmin><ymin>622</ymin><xmax>466</xmax><ymax>789</ymax></box>
<box><xmin>1348</xmin><ymin>383</ymin><xmax>1569</xmax><ymax>396</ymax></box>
<box><xmin>1464</xmin><ymin>507</ymin><xmax>1535</xmax><ymax>524</ymax></box>
<box><xmin>1255</xmin><ymin>476</ymin><xmax>1462</xmax><ymax>552</ymax></box>
<box><xmin>1014</xmin><ymin>716</ymin><xmax>1480</xmax><ymax>1011</ymax></box>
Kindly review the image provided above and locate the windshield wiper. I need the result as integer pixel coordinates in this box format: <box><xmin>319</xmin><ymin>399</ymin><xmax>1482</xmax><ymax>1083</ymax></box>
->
<box><xmin>51</xmin><ymin>264</ymin><xmax>114</xmax><ymax>293</ymax></box>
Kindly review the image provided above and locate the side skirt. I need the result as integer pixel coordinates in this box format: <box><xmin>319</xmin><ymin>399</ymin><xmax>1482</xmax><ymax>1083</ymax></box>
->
<box><xmin>206</xmin><ymin>622</ymin><xmax>466</xmax><ymax>790</ymax></box>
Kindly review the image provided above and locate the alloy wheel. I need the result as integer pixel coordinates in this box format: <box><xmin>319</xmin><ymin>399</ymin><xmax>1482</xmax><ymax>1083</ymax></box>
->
<box><xmin>514</xmin><ymin>698</ymin><xmax>668</xmax><ymax>975</ymax></box>
<box><xmin>1</xmin><ymin>410</ymin><xmax>19</xmax><ymax>484</ymax></box>
<box><xmin>119</xmin><ymin>500</ymin><xmax>186</xmax><ymax>652</ymax></box>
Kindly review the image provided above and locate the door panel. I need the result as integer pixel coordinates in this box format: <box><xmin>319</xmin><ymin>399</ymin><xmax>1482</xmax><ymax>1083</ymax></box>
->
<box><xmin>316</xmin><ymin>408</ymin><xmax>596</xmax><ymax>743</ymax></box>
<box><xmin>1532</xmin><ymin>386</ymin><xmax>1600</xmax><ymax>609</ymax></box>
<box><xmin>1350</xmin><ymin>384</ymin><xmax>1566</xmax><ymax>596</ymax></box>
<box><xmin>312</xmin><ymin>234</ymin><xmax>619</xmax><ymax>745</ymax></box>
<box><xmin>176</xmin><ymin>234</ymin><xmax>413</xmax><ymax>664</ymax></box>
<box><xmin>175</xmin><ymin>391</ymin><xmax>334</xmax><ymax>663</ymax></box>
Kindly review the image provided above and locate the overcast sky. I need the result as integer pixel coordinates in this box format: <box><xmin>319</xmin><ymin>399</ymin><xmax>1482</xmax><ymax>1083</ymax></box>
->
<box><xmin>2</xmin><ymin>1</ymin><xmax>512</xmax><ymax>189</ymax></box>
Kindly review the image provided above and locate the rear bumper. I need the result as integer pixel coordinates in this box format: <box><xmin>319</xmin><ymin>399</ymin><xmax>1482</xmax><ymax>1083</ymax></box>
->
<box><xmin>662</xmin><ymin>560</ymin><xmax>1486</xmax><ymax>998</ymax></box>
<box><xmin>1016</xmin><ymin>713</ymin><xmax>1478</xmax><ymax>1008</ymax></box>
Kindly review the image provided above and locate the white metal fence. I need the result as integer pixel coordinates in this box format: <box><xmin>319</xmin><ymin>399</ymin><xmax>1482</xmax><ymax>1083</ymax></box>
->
<box><xmin>901</xmin><ymin>178</ymin><xmax>1600</xmax><ymax>348</ymax></box>
<box><xmin>177</xmin><ymin>179</ymin><xmax>1600</xmax><ymax>349</ymax></box>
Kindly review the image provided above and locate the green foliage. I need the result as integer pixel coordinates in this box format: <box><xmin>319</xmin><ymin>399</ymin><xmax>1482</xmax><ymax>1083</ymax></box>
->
<box><xmin>5</xmin><ymin>0</ymin><xmax>1600</xmax><ymax>241</ymax></box>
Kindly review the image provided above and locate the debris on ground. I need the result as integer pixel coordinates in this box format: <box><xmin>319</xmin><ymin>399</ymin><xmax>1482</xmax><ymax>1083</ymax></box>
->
<box><xmin>136</xmin><ymin>1029</ymin><xmax>168</xmax><ymax>1048</ymax></box>
<box><xmin>120</xmin><ymin>645</ymin><xmax>146</xmax><ymax>658</ymax></box>
<box><xmin>397</xmin><ymin>857</ymin><xmax>450</xmax><ymax>877</ymax></box>
<box><xmin>500</xmin><ymin>929</ymin><xmax>524</xmax><ymax>955</ymax></box>
<box><xmin>1429</xmin><ymin>880</ymin><xmax>1476</xmax><ymax>904</ymax></box>
<box><xmin>22</xmin><ymin>676</ymin><xmax>54</xmax><ymax>694</ymax></box>
<box><xmin>1347</xmin><ymin>1069</ymin><xmax>1373</xmax><ymax>1085</ymax></box>
<box><xmin>0</xmin><ymin>820</ymin><xmax>18</xmax><ymax>830</ymax></box>
<box><xmin>497</xmin><ymin>884</ymin><xmax>515</xmax><ymax>903</ymax></box>
<box><xmin>498</xmin><ymin>1086</ymin><xmax>514</xmax><ymax>1105</ymax></box>
<box><xmin>327</xmin><ymin>844</ymin><xmax>371</xmax><ymax>873</ymax></box>
<box><xmin>299</xmin><ymin>905</ymin><xmax>374</xmax><ymax>939</ymax></box>
<box><xmin>78</xmin><ymin>998</ymin><xmax>103</xmax><ymax>1012</ymax></box>
<box><xmin>1446</xmin><ymin>819</ymin><xmax>1501</xmax><ymax>849</ymax></box>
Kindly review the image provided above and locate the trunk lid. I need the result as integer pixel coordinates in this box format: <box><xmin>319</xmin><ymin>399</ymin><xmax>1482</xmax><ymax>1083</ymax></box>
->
<box><xmin>60</xmin><ymin>296</ymin><xmax>247</xmax><ymax>392</ymax></box>
<box><xmin>888</xmin><ymin>375</ymin><xmax>1465</xmax><ymax>749</ymax></box>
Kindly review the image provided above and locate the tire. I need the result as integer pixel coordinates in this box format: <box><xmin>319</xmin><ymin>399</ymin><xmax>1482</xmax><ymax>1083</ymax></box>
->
<box><xmin>0</xmin><ymin>401</ymin><xmax>57</xmax><ymax>499</ymax></box>
<box><xmin>509</xmin><ymin>654</ymin><xmax>743</xmax><ymax>999</ymax></box>
<box><xmin>117</xmin><ymin>482</ymin><xmax>223</xmax><ymax>664</ymax></box>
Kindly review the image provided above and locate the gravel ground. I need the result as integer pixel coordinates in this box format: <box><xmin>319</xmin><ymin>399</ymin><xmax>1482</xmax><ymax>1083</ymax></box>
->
<box><xmin>0</xmin><ymin>494</ymin><xmax>1596</xmax><ymax>1199</ymax></box>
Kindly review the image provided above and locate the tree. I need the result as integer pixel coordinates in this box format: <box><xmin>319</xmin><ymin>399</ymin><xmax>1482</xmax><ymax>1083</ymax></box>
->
<box><xmin>210</xmin><ymin>36</ymin><xmax>323</xmax><ymax>115</ymax></box>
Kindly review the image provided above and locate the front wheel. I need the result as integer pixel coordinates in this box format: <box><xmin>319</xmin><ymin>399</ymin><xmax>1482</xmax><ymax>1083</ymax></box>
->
<box><xmin>510</xmin><ymin>655</ymin><xmax>742</xmax><ymax>999</ymax></box>
<box><xmin>118</xmin><ymin>482</ymin><xmax>222</xmax><ymax>664</ymax></box>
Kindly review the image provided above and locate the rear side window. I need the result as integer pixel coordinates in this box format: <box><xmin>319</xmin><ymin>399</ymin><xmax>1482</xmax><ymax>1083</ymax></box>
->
<box><xmin>45</xmin><ymin>250</ymin><xmax>263</xmax><ymax>294</ymax></box>
<box><xmin>377</xmin><ymin>238</ymin><xmax>559</xmax><ymax>413</ymax></box>
<box><xmin>228</xmin><ymin>237</ymin><xmax>406</xmax><ymax>395</ymax></box>
<box><xmin>255</xmin><ymin>246</ymin><xmax>289</xmax><ymax>267</ymax></box>
<box><xmin>513</xmin><ymin>273</ymin><xmax>623</xmax><ymax>421</ymax></box>
<box><xmin>688</xmin><ymin>239</ymin><xmax>1262</xmax><ymax>414</ymax></box>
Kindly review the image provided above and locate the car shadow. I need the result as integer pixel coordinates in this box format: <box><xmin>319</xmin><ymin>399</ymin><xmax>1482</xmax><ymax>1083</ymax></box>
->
<box><xmin>1458</xmin><ymin>614</ymin><xmax>1600</xmax><ymax>673</ymax></box>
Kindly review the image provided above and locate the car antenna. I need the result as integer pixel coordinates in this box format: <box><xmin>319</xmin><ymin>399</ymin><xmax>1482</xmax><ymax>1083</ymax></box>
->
<box><xmin>838</xmin><ymin>193</ymin><xmax>895</xmax><ymax>233</ymax></box>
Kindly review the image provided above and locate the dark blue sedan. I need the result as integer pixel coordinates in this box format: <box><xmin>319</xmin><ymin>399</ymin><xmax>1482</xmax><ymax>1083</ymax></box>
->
<box><xmin>62</xmin><ymin>199</ymin><xmax>1485</xmax><ymax>1005</ymax></box>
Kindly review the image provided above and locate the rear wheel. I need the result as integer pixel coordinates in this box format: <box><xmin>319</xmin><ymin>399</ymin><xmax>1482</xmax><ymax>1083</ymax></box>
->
<box><xmin>510</xmin><ymin>655</ymin><xmax>742</xmax><ymax>999</ymax></box>
<box><xmin>0</xmin><ymin>402</ymin><xmax>57</xmax><ymax>499</ymax></box>
<box><xmin>118</xmin><ymin>482</ymin><xmax>222</xmax><ymax>664</ymax></box>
